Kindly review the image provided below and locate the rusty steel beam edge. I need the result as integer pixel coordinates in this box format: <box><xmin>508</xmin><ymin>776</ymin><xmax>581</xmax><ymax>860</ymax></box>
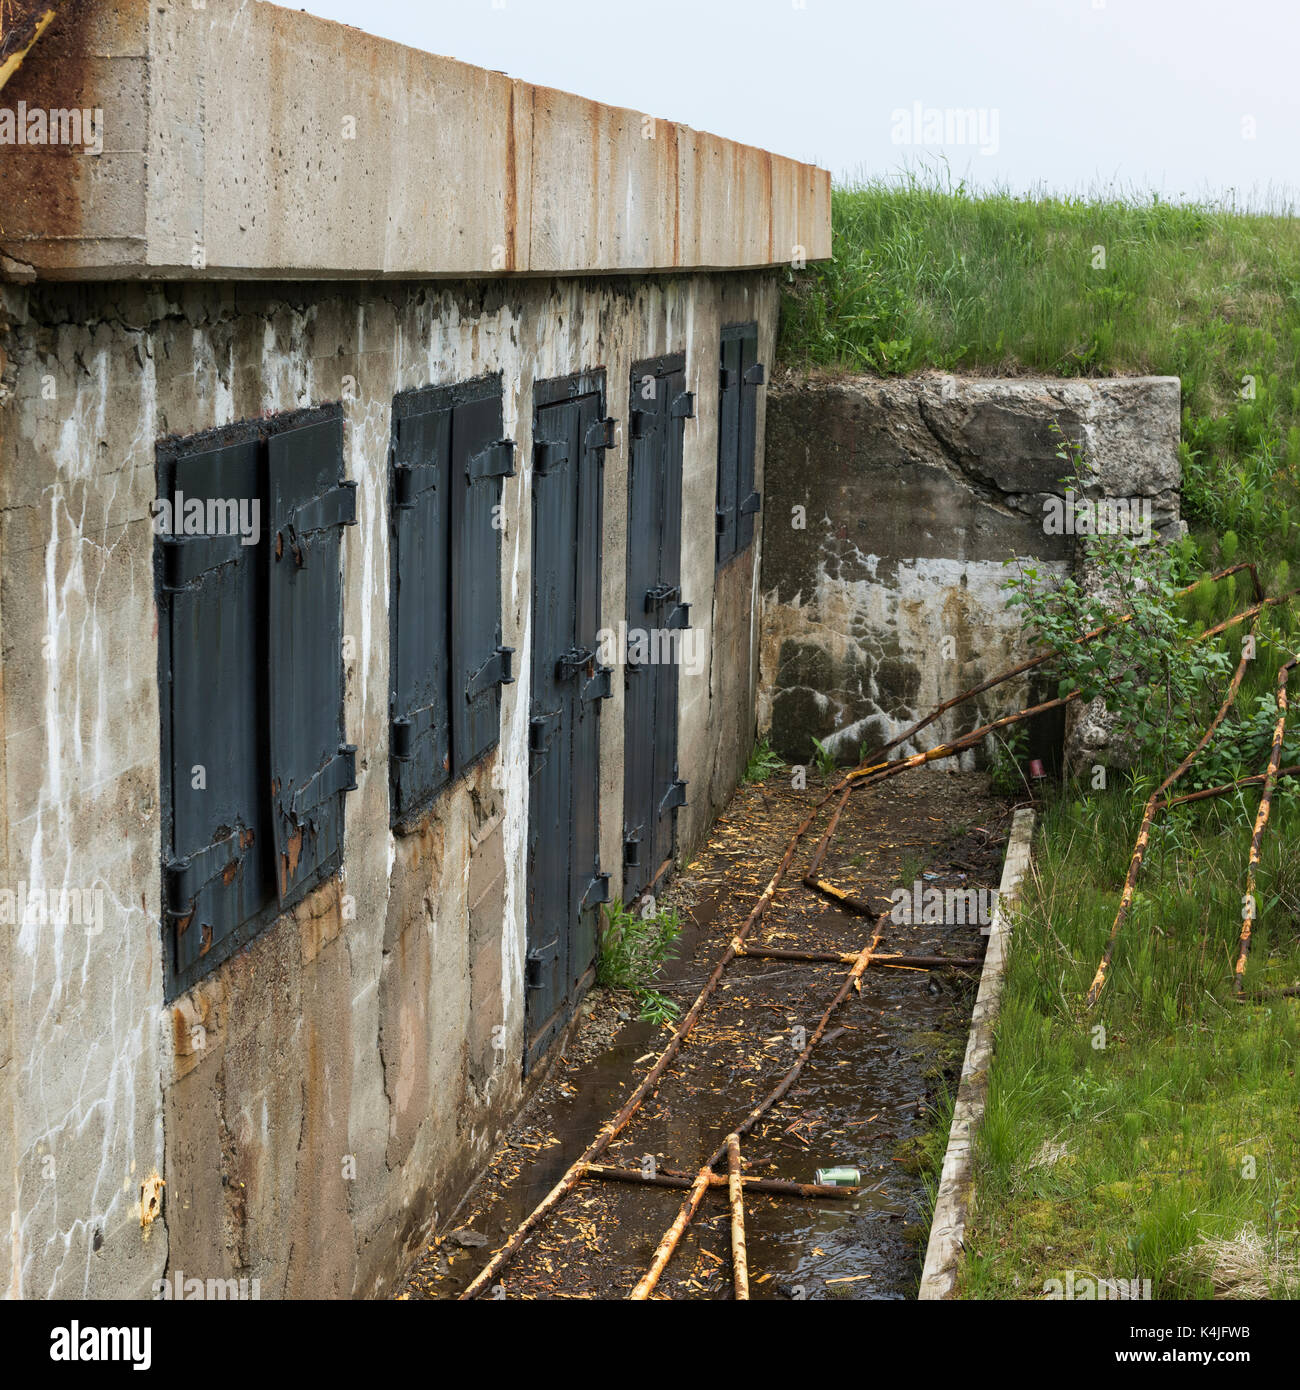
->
<box><xmin>456</xmin><ymin>779</ymin><xmax>849</xmax><ymax>1300</ymax></box>
<box><xmin>1233</xmin><ymin>654</ymin><xmax>1299</xmax><ymax>997</ymax></box>
<box><xmin>628</xmin><ymin>927</ymin><xmax>885</xmax><ymax>1300</ymax></box>
<box><xmin>867</xmin><ymin>563</ymin><xmax>1265</xmax><ymax>765</ymax></box>
<box><xmin>1085</xmin><ymin>618</ymin><xmax>1262</xmax><ymax>1010</ymax></box>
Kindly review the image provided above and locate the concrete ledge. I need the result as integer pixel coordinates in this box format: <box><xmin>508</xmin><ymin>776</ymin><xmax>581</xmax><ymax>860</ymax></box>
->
<box><xmin>0</xmin><ymin>0</ymin><xmax>831</xmax><ymax>281</ymax></box>
<box><xmin>918</xmin><ymin>805</ymin><xmax>1035</xmax><ymax>1300</ymax></box>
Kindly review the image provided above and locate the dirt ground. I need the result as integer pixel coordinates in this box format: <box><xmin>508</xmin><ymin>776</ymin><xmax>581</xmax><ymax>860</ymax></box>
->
<box><xmin>397</xmin><ymin>769</ymin><xmax>1015</xmax><ymax>1301</ymax></box>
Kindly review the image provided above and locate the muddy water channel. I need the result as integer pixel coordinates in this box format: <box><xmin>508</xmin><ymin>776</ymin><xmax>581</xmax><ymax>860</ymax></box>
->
<box><xmin>400</xmin><ymin>771</ymin><xmax>1013</xmax><ymax>1301</ymax></box>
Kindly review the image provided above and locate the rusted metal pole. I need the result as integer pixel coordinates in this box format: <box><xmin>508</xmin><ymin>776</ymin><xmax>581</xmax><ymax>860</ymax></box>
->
<box><xmin>1085</xmin><ymin>622</ymin><xmax>1259</xmax><ymax>1008</ymax></box>
<box><xmin>458</xmin><ymin>780</ymin><xmax>847</xmax><ymax>1299</ymax></box>
<box><xmin>630</xmin><ymin>1165</ymin><xmax>715</xmax><ymax>1300</ymax></box>
<box><xmin>1191</xmin><ymin>590</ymin><xmax>1298</xmax><ymax>647</ymax></box>
<box><xmin>736</xmin><ymin>944</ymin><xmax>982</xmax><ymax>968</ymax></box>
<box><xmin>584</xmin><ymin>1163</ymin><xmax>861</xmax><ymax>1199</ymax></box>
<box><xmin>1234</xmin><ymin>655</ymin><xmax>1298</xmax><ymax>997</ymax></box>
<box><xmin>1156</xmin><ymin>765</ymin><xmax>1300</xmax><ymax>810</ymax></box>
<box><xmin>866</xmin><ymin>563</ymin><xmax>1265</xmax><ymax>764</ymax></box>
<box><xmin>727</xmin><ymin>1135</ymin><xmax>749</xmax><ymax>1300</ymax></box>
<box><xmin>629</xmin><ymin>929</ymin><xmax>884</xmax><ymax>1300</ymax></box>
<box><xmin>848</xmin><ymin>691</ymin><xmax>1081</xmax><ymax>790</ymax></box>
<box><xmin>1252</xmin><ymin>983</ymin><xmax>1300</xmax><ymax>1000</ymax></box>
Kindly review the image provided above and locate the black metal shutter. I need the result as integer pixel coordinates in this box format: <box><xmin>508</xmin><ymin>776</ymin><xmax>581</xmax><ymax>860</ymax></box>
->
<box><xmin>715</xmin><ymin>336</ymin><xmax>742</xmax><ymax>565</ymax></box>
<box><xmin>267</xmin><ymin>413</ymin><xmax>357</xmax><ymax>903</ymax></box>
<box><xmin>162</xmin><ymin>439</ymin><xmax>273</xmax><ymax>977</ymax></box>
<box><xmin>390</xmin><ymin>402</ymin><xmax>452</xmax><ymax>821</ymax></box>
<box><xmin>736</xmin><ymin>334</ymin><xmax>764</xmax><ymax>552</ymax></box>
<box><xmin>450</xmin><ymin>388</ymin><xmax>514</xmax><ymax>774</ymax></box>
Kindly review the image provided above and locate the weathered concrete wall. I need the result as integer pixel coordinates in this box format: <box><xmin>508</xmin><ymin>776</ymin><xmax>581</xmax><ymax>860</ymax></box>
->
<box><xmin>0</xmin><ymin>270</ymin><xmax>776</xmax><ymax>1298</ymax></box>
<box><xmin>0</xmin><ymin>0</ymin><xmax>830</xmax><ymax>281</ymax></box>
<box><xmin>759</xmin><ymin>374</ymin><xmax>1181</xmax><ymax>767</ymax></box>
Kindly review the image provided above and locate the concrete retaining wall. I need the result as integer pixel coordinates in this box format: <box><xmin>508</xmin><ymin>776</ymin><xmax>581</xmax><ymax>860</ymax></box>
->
<box><xmin>0</xmin><ymin>270</ymin><xmax>777</xmax><ymax>1298</ymax></box>
<box><xmin>759</xmin><ymin>374</ymin><xmax>1182</xmax><ymax>769</ymax></box>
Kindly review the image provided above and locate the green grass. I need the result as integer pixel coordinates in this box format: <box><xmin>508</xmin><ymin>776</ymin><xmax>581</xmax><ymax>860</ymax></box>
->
<box><xmin>743</xmin><ymin>734</ymin><xmax>785</xmax><ymax>784</ymax></box>
<box><xmin>780</xmin><ymin>178</ymin><xmax>1300</xmax><ymax>553</ymax></box>
<box><xmin>964</xmin><ymin>759</ymin><xmax>1300</xmax><ymax>1299</ymax></box>
<box><xmin>778</xmin><ymin>176</ymin><xmax>1300</xmax><ymax>1298</ymax></box>
<box><xmin>597</xmin><ymin>898</ymin><xmax>683</xmax><ymax>1025</ymax></box>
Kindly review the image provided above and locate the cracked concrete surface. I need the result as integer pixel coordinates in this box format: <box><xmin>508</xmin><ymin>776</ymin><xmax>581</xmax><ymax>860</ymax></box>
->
<box><xmin>759</xmin><ymin>374</ymin><xmax>1181</xmax><ymax>769</ymax></box>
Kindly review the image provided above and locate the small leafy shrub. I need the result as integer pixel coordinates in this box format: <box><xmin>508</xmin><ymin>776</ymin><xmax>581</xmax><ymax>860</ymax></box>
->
<box><xmin>809</xmin><ymin>735</ymin><xmax>839</xmax><ymax>778</ymax></box>
<box><xmin>1004</xmin><ymin>528</ymin><xmax>1233</xmax><ymax>769</ymax></box>
<box><xmin>744</xmin><ymin>735</ymin><xmax>785</xmax><ymax>783</ymax></box>
<box><xmin>597</xmin><ymin>899</ymin><xmax>683</xmax><ymax>1023</ymax></box>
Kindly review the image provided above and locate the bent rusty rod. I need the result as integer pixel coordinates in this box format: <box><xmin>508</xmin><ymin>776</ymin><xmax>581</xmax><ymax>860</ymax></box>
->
<box><xmin>800</xmin><ymin>785</ymin><xmax>879</xmax><ymax>914</ymax></box>
<box><xmin>1233</xmin><ymin>655</ymin><xmax>1299</xmax><ymax>997</ymax></box>
<box><xmin>1156</xmin><ymin>765</ymin><xmax>1300</xmax><ymax>810</ymax></box>
<box><xmin>736</xmin><ymin>944</ymin><xmax>982</xmax><ymax>968</ymax></box>
<box><xmin>629</xmin><ymin>928</ymin><xmax>884</xmax><ymax>1299</ymax></box>
<box><xmin>584</xmin><ymin>1163</ymin><xmax>860</xmax><ymax>1199</ymax></box>
<box><xmin>458</xmin><ymin>781</ymin><xmax>848</xmax><ymax>1299</ymax></box>
<box><xmin>1085</xmin><ymin>621</ymin><xmax>1260</xmax><ymax>1009</ymax></box>
<box><xmin>868</xmin><ymin>563</ymin><xmax>1265</xmax><ymax>764</ymax></box>
<box><xmin>841</xmin><ymin>602</ymin><xmax>1287</xmax><ymax>803</ymax></box>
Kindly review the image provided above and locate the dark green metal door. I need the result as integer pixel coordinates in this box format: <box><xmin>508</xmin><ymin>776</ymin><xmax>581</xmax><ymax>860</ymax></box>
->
<box><xmin>525</xmin><ymin>376</ymin><xmax>613</xmax><ymax>1071</ymax></box>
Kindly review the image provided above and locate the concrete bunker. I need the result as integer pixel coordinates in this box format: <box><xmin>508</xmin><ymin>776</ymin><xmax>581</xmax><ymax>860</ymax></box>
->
<box><xmin>0</xmin><ymin>0</ymin><xmax>829</xmax><ymax>1298</ymax></box>
<box><xmin>759</xmin><ymin>373</ymin><xmax>1183</xmax><ymax>774</ymax></box>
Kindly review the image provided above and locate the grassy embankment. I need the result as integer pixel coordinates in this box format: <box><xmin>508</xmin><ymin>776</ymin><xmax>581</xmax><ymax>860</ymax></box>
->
<box><xmin>780</xmin><ymin>181</ymin><xmax>1300</xmax><ymax>1298</ymax></box>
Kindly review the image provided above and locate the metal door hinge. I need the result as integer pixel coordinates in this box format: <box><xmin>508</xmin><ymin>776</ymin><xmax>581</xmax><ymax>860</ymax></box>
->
<box><xmin>743</xmin><ymin>363</ymin><xmax>766</xmax><ymax>387</ymax></box>
<box><xmin>526</xmin><ymin>938</ymin><xmax>559</xmax><ymax>989</ymax></box>
<box><xmin>658</xmin><ymin>779</ymin><xmax>688</xmax><ymax>816</ymax></box>
<box><xmin>159</xmin><ymin>531</ymin><xmax>246</xmax><ymax>590</ymax></box>
<box><xmin>582</xmin><ymin>665</ymin><xmax>614</xmax><ymax>703</ymax></box>
<box><xmin>529</xmin><ymin>711</ymin><xmax>561</xmax><ymax>754</ymax></box>
<box><xmin>393</xmin><ymin>461</ymin><xmax>439</xmax><ymax>509</ymax></box>
<box><xmin>391</xmin><ymin>704</ymin><xmax>439</xmax><ymax>761</ymax></box>
<box><xmin>671</xmin><ymin>391</ymin><xmax>695</xmax><ymax>420</ymax></box>
<box><xmin>467</xmin><ymin>439</ymin><xmax>516</xmax><ymax>482</ymax></box>
<box><xmin>739</xmin><ymin>490</ymin><xmax>762</xmax><ymax>517</ymax></box>
<box><xmin>164</xmin><ymin>823</ymin><xmax>251</xmax><ymax>917</ymax></box>
<box><xmin>291</xmin><ymin>745</ymin><xmax>358</xmax><ymax>819</ymax></box>
<box><xmin>581</xmin><ymin>872</ymin><xmax>611</xmax><ymax>910</ymax></box>
<box><xmin>533</xmin><ymin>439</ymin><xmax>569</xmax><ymax>474</ymax></box>
<box><xmin>278</xmin><ymin>480</ymin><xmax>357</xmax><ymax>567</ymax></box>
<box><xmin>586</xmin><ymin>417</ymin><xmax>617</xmax><ymax>451</ymax></box>
<box><xmin>467</xmin><ymin>646</ymin><xmax>515</xmax><ymax>698</ymax></box>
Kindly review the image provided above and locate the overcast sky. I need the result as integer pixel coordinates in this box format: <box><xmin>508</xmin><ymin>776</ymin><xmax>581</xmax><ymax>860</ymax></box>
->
<box><xmin>297</xmin><ymin>0</ymin><xmax>1297</xmax><ymax>207</ymax></box>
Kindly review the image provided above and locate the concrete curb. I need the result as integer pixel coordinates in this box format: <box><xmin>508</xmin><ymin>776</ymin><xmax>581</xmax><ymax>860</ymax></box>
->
<box><xmin>917</xmin><ymin>805</ymin><xmax>1036</xmax><ymax>1300</ymax></box>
